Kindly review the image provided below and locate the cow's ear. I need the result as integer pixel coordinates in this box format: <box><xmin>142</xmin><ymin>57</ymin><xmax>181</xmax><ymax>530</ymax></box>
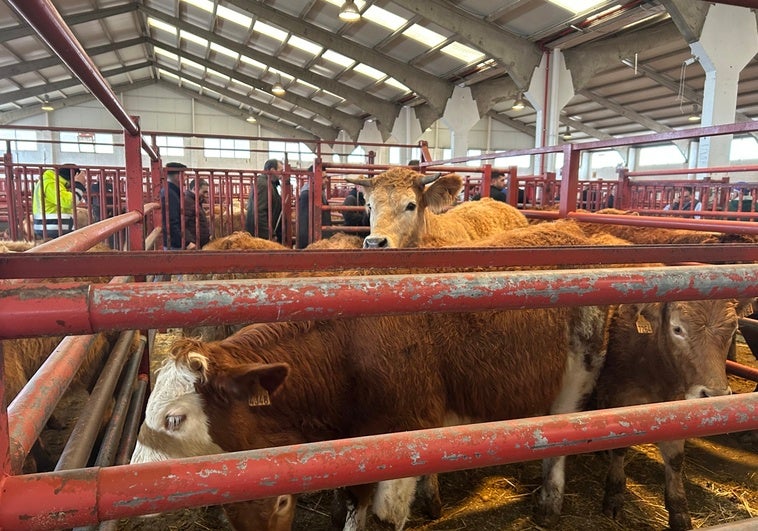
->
<box><xmin>423</xmin><ymin>173</ymin><xmax>462</xmax><ymax>212</ymax></box>
<box><xmin>212</xmin><ymin>362</ymin><xmax>290</xmax><ymax>407</ymax></box>
<box><xmin>736</xmin><ymin>297</ymin><xmax>756</xmax><ymax>318</ymax></box>
<box><xmin>621</xmin><ymin>302</ymin><xmax>661</xmax><ymax>334</ymax></box>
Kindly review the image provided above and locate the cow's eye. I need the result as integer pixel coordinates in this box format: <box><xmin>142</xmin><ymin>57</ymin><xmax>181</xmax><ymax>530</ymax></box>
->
<box><xmin>165</xmin><ymin>414</ymin><xmax>186</xmax><ymax>431</ymax></box>
<box><xmin>405</xmin><ymin>202</ymin><xmax>417</xmax><ymax>212</ymax></box>
<box><xmin>672</xmin><ymin>325</ymin><xmax>683</xmax><ymax>336</ymax></box>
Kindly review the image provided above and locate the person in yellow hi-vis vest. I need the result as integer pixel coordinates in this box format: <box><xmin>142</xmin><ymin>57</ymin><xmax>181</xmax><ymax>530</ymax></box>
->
<box><xmin>32</xmin><ymin>164</ymin><xmax>86</xmax><ymax>238</ymax></box>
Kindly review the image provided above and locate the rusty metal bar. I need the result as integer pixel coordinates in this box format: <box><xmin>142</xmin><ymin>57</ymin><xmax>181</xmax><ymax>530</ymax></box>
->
<box><xmin>143</xmin><ymin>227</ymin><xmax>162</xmax><ymax>251</ymax></box>
<box><xmin>5</xmin><ymin>0</ymin><xmax>158</xmax><ymax>161</ymax></box>
<box><xmin>114</xmin><ymin>377</ymin><xmax>148</xmax><ymax>467</ymax></box>
<box><xmin>0</xmin><ymin>393</ymin><xmax>754</xmax><ymax>530</ymax></box>
<box><xmin>56</xmin><ymin>330</ymin><xmax>136</xmax><ymax>471</ymax></box>
<box><xmin>4</xmin><ymin>244</ymin><xmax>758</xmax><ymax>280</ymax></box>
<box><xmin>3</xmin><ymin>264</ymin><xmax>758</xmax><ymax>339</ymax></box>
<box><xmin>726</xmin><ymin>360</ymin><xmax>758</xmax><ymax>382</ymax></box>
<box><xmin>567</xmin><ymin>211</ymin><xmax>758</xmax><ymax>235</ymax></box>
<box><xmin>29</xmin><ymin>204</ymin><xmax>158</xmax><ymax>253</ymax></box>
<box><xmin>0</xmin><ymin>342</ymin><xmax>10</xmax><ymax>478</ymax></box>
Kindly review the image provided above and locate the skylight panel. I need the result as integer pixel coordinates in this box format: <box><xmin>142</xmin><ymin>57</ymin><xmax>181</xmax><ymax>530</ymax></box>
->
<box><xmin>440</xmin><ymin>42</ymin><xmax>485</xmax><ymax>64</ymax></box>
<box><xmin>232</xmin><ymin>79</ymin><xmax>254</xmax><ymax>92</ymax></box>
<box><xmin>288</xmin><ymin>35</ymin><xmax>322</xmax><ymax>56</ymax></box>
<box><xmin>240</xmin><ymin>55</ymin><xmax>266</xmax><ymax>70</ymax></box>
<box><xmin>180</xmin><ymin>57</ymin><xmax>205</xmax><ymax>72</ymax></box>
<box><xmin>268</xmin><ymin>68</ymin><xmax>294</xmax><ymax>82</ymax></box>
<box><xmin>210</xmin><ymin>42</ymin><xmax>239</xmax><ymax>60</ymax></box>
<box><xmin>207</xmin><ymin>68</ymin><xmax>230</xmax><ymax>82</ymax></box>
<box><xmin>297</xmin><ymin>79</ymin><xmax>319</xmax><ymax>91</ymax></box>
<box><xmin>182</xmin><ymin>0</ymin><xmax>213</xmax><ymax>13</ymax></box>
<box><xmin>353</xmin><ymin>63</ymin><xmax>386</xmax><ymax>80</ymax></box>
<box><xmin>384</xmin><ymin>77</ymin><xmax>410</xmax><ymax>91</ymax></box>
<box><xmin>154</xmin><ymin>47</ymin><xmax>179</xmax><ymax>62</ymax></box>
<box><xmin>402</xmin><ymin>24</ymin><xmax>446</xmax><ymax>47</ymax></box>
<box><xmin>180</xmin><ymin>30</ymin><xmax>208</xmax><ymax>48</ymax></box>
<box><xmin>182</xmin><ymin>78</ymin><xmax>201</xmax><ymax>89</ymax></box>
<box><xmin>322</xmin><ymin>49</ymin><xmax>355</xmax><ymax>68</ymax></box>
<box><xmin>253</xmin><ymin>20</ymin><xmax>287</xmax><ymax>42</ymax></box>
<box><xmin>547</xmin><ymin>0</ymin><xmax>609</xmax><ymax>13</ymax></box>
<box><xmin>147</xmin><ymin>17</ymin><xmax>177</xmax><ymax>36</ymax></box>
<box><xmin>363</xmin><ymin>5</ymin><xmax>407</xmax><ymax>31</ymax></box>
<box><xmin>158</xmin><ymin>68</ymin><xmax>180</xmax><ymax>80</ymax></box>
<box><xmin>217</xmin><ymin>5</ymin><xmax>252</xmax><ymax>28</ymax></box>
<box><xmin>322</xmin><ymin>89</ymin><xmax>345</xmax><ymax>102</ymax></box>
<box><xmin>323</xmin><ymin>0</ymin><xmax>365</xmax><ymax>8</ymax></box>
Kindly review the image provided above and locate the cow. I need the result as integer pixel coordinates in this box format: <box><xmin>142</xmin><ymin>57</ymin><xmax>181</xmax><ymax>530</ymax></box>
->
<box><xmin>211</xmin><ymin>198</ymin><xmax>246</xmax><ymax>239</ymax></box>
<box><xmin>344</xmin><ymin>168</ymin><xmax>528</xmax><ymax>248</ymax></box>
<box><xmin>131</xmin><ymin>297</ymin><xmax>613</xmax><ymax>530</ymax></box>
<box><xmin>596</xmin><ymin>298</ymin><xmax>756</xmax><ymax>531</ymax></box>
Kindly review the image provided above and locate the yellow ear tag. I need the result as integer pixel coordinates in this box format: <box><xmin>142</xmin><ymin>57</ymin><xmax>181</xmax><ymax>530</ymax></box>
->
<box><xmin>248</xmin><ymin>380</ymin><xmax>271</xmax><ymax>407</ymax></box>
<box><xmin>635</xmin><ymin>314</ymin><xmax>653</xmax><ymax>334</ymax></box>
<box><xmin>746</xmin><ymin>303</ymin><xmax>754</xmax><ymax>316</ymax></box>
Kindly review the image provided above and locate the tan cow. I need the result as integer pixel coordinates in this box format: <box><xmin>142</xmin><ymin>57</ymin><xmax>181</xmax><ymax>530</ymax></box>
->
<box><xmin>345</xmin><ymin>168</ymin><xmax>528</xmax><ymax>248</ymax></box>
<box><xmin>596</xmin><ymin>298</ymin><xmax>755</xmax><ymax>531</ymax></box>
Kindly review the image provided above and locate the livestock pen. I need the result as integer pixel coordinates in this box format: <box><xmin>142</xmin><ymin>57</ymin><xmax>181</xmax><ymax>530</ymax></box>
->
<box><xmin>3</xmin><ymin>125</ymin><xmax>758</xmax><ymax>531</ymax></box>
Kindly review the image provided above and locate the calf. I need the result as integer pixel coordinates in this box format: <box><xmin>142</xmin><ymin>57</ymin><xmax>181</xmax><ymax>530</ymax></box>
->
<box><xmin>596</xmin><ymin>298</ymin><xmax>755</xmax><ymax>531</ymax></box>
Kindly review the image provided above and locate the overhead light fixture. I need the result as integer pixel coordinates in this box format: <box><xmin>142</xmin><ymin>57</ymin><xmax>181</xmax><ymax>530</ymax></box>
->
<box><xmin>41</xmin><ymin>95</ymin><xmax>54</xmax><ymax>112</ymax></box>
<box><xmin>688</xmin><ymin>103</ymin><xmax>701</xmax><ymax>122</ymax></box>
<box><xmin>271</xmin><ymin>76</ymin><xmax>286</xmax><ymax>96</ymax></box>
<box><xmin>512</xmin><ymin>93</ymin><xmax>525</xmax><ymax>111</ymax></box>
<box><xmin>338</xmin><ymin>0</ymin><xmax>361</xmax><ymax>22</ymax></box>
<box><xmin>246</xmin><ymin>115</ymin><xmax>257</xmax><ymax>123</ymax></box>
<box><xmin>562</xmin><ymin>126</ymin><xmax>573</xmax><ymax>141</ymax></box>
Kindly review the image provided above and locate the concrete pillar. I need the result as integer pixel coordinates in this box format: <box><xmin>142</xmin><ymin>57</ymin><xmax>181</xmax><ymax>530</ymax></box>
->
<box><xmin>358</xmin><ymin>120</ymin><xmax>387</xmax><ymax>164</ymax></box>
<box><xmin>690</xmin><ymin>3</ymin><xmax>758</xmax><ymax>167</ymax></box>
<box><xmin>527</xmin><ymin>49</ymin><xmax>575</xmax><ymax>174</ymax></box>
<box><xmin>391</xmin><ymin>106</ymin><xmax>423</xmax><ymax>165</ymax></box>
<box><xmin>441</xmin><ymin>85</ymin><xmax>479</xmax><ymax>158</ymax></box>
<box><xmin>579</xmin><ymin>151</ymin><xmax>591</xmax><ymax>180</ymax></box>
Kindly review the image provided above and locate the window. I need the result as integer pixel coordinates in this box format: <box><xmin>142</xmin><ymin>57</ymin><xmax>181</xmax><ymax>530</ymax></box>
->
<box><xmin>591</xmin><ymin>150</ymin><xmax>624</xmax><ymax>170</ymax></box>
<box><xmin>730</xmin><ymin>137</ymin><xmax>758</xmax><ymax>161</ymax></box>
<box><xmin>347</xmin><ymin>146</ymin><xmax>366</xmax><ymax>164</ymax></box>
<box><xmin>0</xmin><ymin>129</ymin><xmax>37</xmax><ymax>151</ymax></box>
<box><xmin>204</xmin><ymin>138</ymin><xmax>250</xmax><ymax>159</ymax></box>
<box><xmin>155</xmin><ymin>136</ymin><xmax>185</xmax><ymax>157</ymax></box>
<box><xmin>466</xmin><ymin>149</ymin><xmax>482</xmax><ymax>167</ymax></box>
<box><xmin>60</xmin><ymin>132</ymin><xmax>113</xmax><ymax>154</ymax></box>
<box><xmin>494</xmin><ymin>155</ymin><xmax>532</xmax><ymax>168</ymax></box>
<box><xmin>268</xmin><ymin>141</ymin><xmax>315</xmax><ymax>167</ymax></box>
<box><xmin>638</xmin><ymin>145</ymin><xmax>685</xmax><ymax>166</ymax></box>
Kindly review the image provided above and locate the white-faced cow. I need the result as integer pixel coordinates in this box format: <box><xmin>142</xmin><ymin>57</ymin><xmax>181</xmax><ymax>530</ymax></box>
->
<box><xmin>596</xmin><ymin>298</ymin><xmax>755</xmax><ymax>531</ymax></box>
<box><xmin>345</xmin><ymin>168</ymin><xmax>528</xmax><ymax>248</ymax></box>
<box><xmin>132</xmin><ymin>297</ymin><xmax>612</xmax><ymax>530</ymax></box>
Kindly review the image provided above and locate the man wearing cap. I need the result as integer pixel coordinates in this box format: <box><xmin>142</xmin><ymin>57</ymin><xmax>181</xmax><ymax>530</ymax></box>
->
<box><xmin>161</xmin><ymin>162</ymin><xmax>188</xmax><ymax>249</ymax></box>
<box><xmin>32</xmin><ymin>164</ymin><xmax>86</xmax><ymax>239</ymax></box>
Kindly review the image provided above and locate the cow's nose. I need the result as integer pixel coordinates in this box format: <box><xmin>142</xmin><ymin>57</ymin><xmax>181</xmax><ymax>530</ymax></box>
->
<box><xmin>698</xmin><ymin>385</ymin><xmax>732</xmax><ymax>398</ymax></box>
<box><xmin>364</xmin><ymin>236</ymin><xmax>388</xmax><ymax>248</ymax></box>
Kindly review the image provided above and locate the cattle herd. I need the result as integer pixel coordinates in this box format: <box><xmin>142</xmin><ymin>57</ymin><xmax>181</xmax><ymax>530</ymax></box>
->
<box><xmin>4</xmin><ymin>167</ymin><xmax>757</xmax><ymax>531</ymax></box>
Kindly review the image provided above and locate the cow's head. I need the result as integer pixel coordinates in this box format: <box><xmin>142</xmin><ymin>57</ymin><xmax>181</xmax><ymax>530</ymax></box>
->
<box><xmin>345</xmin><ymin>168</ymin><xmax>462</xmax><ymax>248</ymax></box>
<box><xmin>629</xmin><ymin>298</ymin><xmax>754</xmax><ymax>399</ymax></box>
<box><xmin>130</xmin><ymin>338</ymin><xmax>294</xmax><ymax>530</ymax></box>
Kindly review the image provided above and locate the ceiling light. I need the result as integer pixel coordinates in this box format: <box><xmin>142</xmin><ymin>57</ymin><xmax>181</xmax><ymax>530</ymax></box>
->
<box><xmin>688</xmin><ymin>103</ymin><xmax>701</xmax><ymax>122</ymax></box>
<box><xmin>271</xmin><ymin>77</ymin><xmax>286</xmax><ymax>97</ymax></box>
<box><xmin>41</xmin><ymin>96</ymin><xmax>54</xmax><ymax>112</ymax></box>
<box><xmin>512</xmin><ymin>93</ymin><xmax>525</xmax><ymax>111</ymax></box>
<box><xmin>562</xmin><ymin>126</ymin><xmax>573</xmax><ymax>141</ymax></box>
<box><xmin>339</xmin><ymin>1</ymin><xmax>361</xmax><ymax>22</ymax></box>
<box><xmin>246</xmin><ymin>115</ymin><xmax>257</xmax><ymax>123</ymax></box>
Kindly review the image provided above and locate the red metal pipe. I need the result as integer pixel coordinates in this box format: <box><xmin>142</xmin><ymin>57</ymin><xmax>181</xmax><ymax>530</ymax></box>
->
<box><xmin>726</xmin><ymin>360</ymin><xmax>758</xmax><ymax>382</ymax></box>
<box><xmin>0</xmin><ymin>393</ymin><xmax>755</xmax><ymax>530</ymax></box>
<box><xmin>568</xmin><ymin>211</ymin><xmax>758</xmax><ymax>235</ymax></box>
<box><xmin>626</xmin><ymin>164</ymin><xmax>758</xmax><ymax>177</ymax></box>
<box><xmin>3</xmin><ymin>264</ymin><xmax>758</xmax><ymax>339</ymax></box>
<box><xmin>5</xmin><ymin>0</ymin><xmax>158</xmax><ymax>161</ymax></box>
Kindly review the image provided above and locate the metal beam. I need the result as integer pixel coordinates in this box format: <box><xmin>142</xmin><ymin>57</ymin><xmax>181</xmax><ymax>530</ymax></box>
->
<box><xmin>138</xmin><ymin>82</ymin><xmax>322</xmax><ymax>147</ymax></box>
<box><xmin>224</xmin><ymin>0</ymin><xmax>453</xmax><ymax>115</ymax></box>
<box><xmin>660</xmin><ymin>0</ymin><xmax>709</xmax><ymax>43</ymax></box>
<box><xmin>0</xmin><ymin>79</ymin><xmax>156</xmax><ymax>126</ymax></box>
<box><xmin>487</xmin><ymin>111</ymin><xmax>535</xmax><ymax>137</ymax></box>
<box><xmin>147</xmin><ymin>38</ymin><xmax>360</xmax><ymax>139</ymax></box>
<box><xmin>0</xmin><ymin>37</ymin><xmax>145</xmax><ymax>80</ymax></box>
<box><xmin>0</xmin><ymin>61</ymin><xmax>152</xmax><ymax>106</ymax></box>
<box><xmin>157</xmin><ymin>65</ymin><xmax>339</xmax><ymax>141</ymax></box>
<box><xmin>140</xmin><ymin>6</ymin><xmax>399</xmax><ymax>139</ymax></box>
<box><xmin>564</xmin><ymin>21</ymin><xmax>684</xmax><ymax>92</ymax></box>
<box><xmin>560</xmin><ymin>116</ymin><xmax>613</xmax><ymax>141</ymax></box>
<box><xmin>0</xmin><ymin>2</ymin><xmax>139</xmax><ymax>45</ymax></box>
<box><xmin>403</xmin><ymin>0</ymin><xmax>541</xmax><ymax>90</ymax></box>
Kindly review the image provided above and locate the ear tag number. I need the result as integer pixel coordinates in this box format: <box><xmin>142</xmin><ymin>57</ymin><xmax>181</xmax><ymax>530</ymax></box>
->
<box><xmin>636</xmin><ymin>314</ymin><xmax>653</xmax><ymax>334</ymax></box>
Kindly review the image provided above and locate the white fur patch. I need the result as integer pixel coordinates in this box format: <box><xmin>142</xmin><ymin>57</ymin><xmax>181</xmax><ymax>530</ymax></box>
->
<box><xmin>373</xmin><ymin>477</ymin><xmax>417</xmax><ymax>530</ymax></box>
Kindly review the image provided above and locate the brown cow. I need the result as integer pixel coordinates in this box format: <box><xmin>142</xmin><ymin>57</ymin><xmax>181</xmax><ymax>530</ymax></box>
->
<box><xmin>596</xmin><ymin>298</ymin><xmax>755</xmax><ymax>531</ymax></box>
<box><xmin>345</xmin><ymin>168</ymin><xmax>528</xmax><ymax>248</ymax></box>
<box><xmin>131</xmin><ymin>298</ymin><xmax>612</xmax><ymax>530</ymax></box>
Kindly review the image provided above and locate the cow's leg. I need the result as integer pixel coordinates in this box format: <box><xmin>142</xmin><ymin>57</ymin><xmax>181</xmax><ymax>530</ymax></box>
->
<box><xmin>602</xmin><ymin>446</ymin><xmax>628</xmax><ymax>519</ymax></box>
<box><xmin>416</xmin><ymin>474</ymin><xmax>442</xmax><ymax>519</ymax></box>
<box><xmin>373</xmin><ymin>477</ymin><xmax>418</xmax><ymax>530</ymax></box>
<box><xmin>658</xmin><ymin>439</ymin><xmax>692</xmax><ymax>531</ymax></box>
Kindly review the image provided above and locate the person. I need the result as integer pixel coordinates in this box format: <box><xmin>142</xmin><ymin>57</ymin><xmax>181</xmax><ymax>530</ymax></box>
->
<box><xmin>245</xmin><ymin>158</ymin><xmax>283</xmax><ymax>243</ymax></box>
<box><xmin>161</xmin><ymin>162</ymin><xmax>187</xmax><ymax>250</ymax></box>
<box><xmin>342</xmin><ymin>186</ymin><xmax>370</xmax><ymax>227</ymax></box>
<box><xmin>472</xmin><ymin>171</ymin><xmax>507</xmax><ymax>203</ymax></box>
<box><xmin>184</xmin><ymin>178</ymin><xmax>211</xmax><ymax>249</ymax></box>
<box><xmin>297</xmin><ymin>166</ymin><xmax>332</xmax><ymax>248</ymax></box>
<box><xmin>727</xmin><ymin>187</ymin><xmax>754</xmax><ymax>221</ymax></box>
<box><xmin>665</xmin><ymin>187</ymin><xmax>701</xmax><ymax>213</ymax></box>
<box><xmin>32</xmin><ymin>163</ymin><xmax>86</xmax><ymax>239</ymax></box>
<box><xmin>603</xmin><ymin>185</ymin><xmax>616</xmax><ymax>209</ymax></box>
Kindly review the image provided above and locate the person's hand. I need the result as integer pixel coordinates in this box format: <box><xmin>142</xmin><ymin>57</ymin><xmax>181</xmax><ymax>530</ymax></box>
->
<box><xmin>74</xmin><ymin>170</ymin><xmax>86</xmax><ymax>187</ymax></box>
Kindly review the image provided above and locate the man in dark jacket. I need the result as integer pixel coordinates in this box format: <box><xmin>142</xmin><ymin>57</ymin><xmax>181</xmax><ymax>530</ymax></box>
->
<box><xmin>161</xmin><ymin>162</ymin><xmax>186</xmax><ymax>249</ymax></box>
<box><xmin>342</xmin><ymin>187</ymin><xmax>370</xmax><ymax>227</ymax></box>
<box><xmin>472</xmin><ymin>171</ymin><xmax>507</xmax><ymax>202</ymax></box>
<box><xmin>297</xmin><ymin>166</ymin><xmax>332</xmax><ymax>248</ymax></box>
<box><xmin>184</xmin><ymin>178</ymin><xmax>210</xmax><ymax>249</ymax></box>
<box><xmin>245</xmin><ymin>159</ymin><xmax>283</xmax><ymax>243</ymax></box>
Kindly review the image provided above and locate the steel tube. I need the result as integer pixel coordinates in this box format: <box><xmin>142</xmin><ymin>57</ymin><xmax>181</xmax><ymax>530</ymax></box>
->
<box><xmin>3</xmin><ymin>264</ymin><xmax>758</xmax><ymax>339</ymax></box>
<box><xmin>0</xmin><ymin>393</ymin><xmax>755</xmax><ymax>530</ymax></box>
<box><xmin>114</xmin><ymin>377</ymin><xmax>148</xmax><ymax>467</ymax></box>
<box><xmin>568</xmin><ymin>211</ymin><xmax>758</xmax><ymax>235</ymax></box>
<box><xmin>5</xmin><ymin>0</ymin><xmax>158</xmax><ymax>160</ymax></box>
<box><xmin>726</xmin><ymin>360</ymin><xmax>758</xmax><ymax>382</ymax></box>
